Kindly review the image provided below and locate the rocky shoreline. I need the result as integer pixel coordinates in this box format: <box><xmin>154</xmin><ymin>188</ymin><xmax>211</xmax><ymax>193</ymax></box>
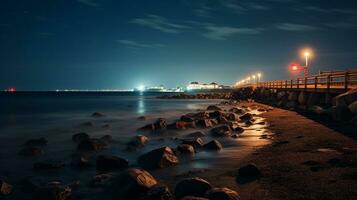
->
<box><xmin>0</xmin><ymin>100</ymin><xmax>271</xmax><ymax>200</ymax></box>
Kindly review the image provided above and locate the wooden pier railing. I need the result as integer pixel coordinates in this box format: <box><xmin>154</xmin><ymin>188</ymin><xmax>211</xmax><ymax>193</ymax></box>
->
<box><xmin>236</xmin><ymin>70</ymin><xmax>357</xmax><ymax>91</ymax></box>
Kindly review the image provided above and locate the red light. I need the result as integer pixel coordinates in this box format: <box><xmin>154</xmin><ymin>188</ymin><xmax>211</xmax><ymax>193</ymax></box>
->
<box><xmin>292</xmin><ymin>65</ymin><xmax>298</xmax><ymax>71</ymax></box>
<box><xmin>9</xmin><ymin>87</ymin><xmax>16</xmax><ymax>93</ymax></box>
<box><xmin>289</xmin><ymin>63</ymin><xmax>302</xmax><ymax>73</ymax></box>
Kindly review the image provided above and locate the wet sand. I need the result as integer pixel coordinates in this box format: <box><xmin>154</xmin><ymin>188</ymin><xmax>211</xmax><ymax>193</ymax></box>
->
<box><xmin>184</xmin><ymin>102</ymin><xmax>357</xmax><ymax>200</ymax></box>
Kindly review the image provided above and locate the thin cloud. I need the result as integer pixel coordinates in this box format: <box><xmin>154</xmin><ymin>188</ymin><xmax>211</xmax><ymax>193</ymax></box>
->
<box><xmin>203</xmin><ymin>25</ymin><xmax>263</xmax><ymax>40</ymax></box>
<box><xmin>117</xmin><ymin>40</ymin><xmax>165</xmax><ymax>49</ymax></box>
<box><xmin>301</xmin><ymin>6</ymin><xmax>357</xmax><ymax>15</ymax></box>
<box><xmin>325</xmin><ymin>17</ymin><xmax>357</xmax><ymax>29</ymax></box>
<box><xmin>131</xmin><ymin>14</ymin><xmax>191</xmax><ymax>34</ymax></box>
<box><xmin>276</xmin><ymin>23</ymin><xmax>320</xmax><ymax>31</ymax></box>
<box><xmin>77</xmin><ymin>0</ymin><xmax>99</xmax><ymax>7</ymax></box>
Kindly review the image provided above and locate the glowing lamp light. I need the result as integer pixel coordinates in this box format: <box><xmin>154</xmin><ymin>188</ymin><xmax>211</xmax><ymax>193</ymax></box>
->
<box><xmin>257</xmin><ymin>73</ymin><xmax>261</xmax><ymax>78</ymax></box>
<box><xmin>137</xmin><ymin>85</ymin><xmax>145</xmax><ymax>92</ymax></box>
<box><xmin>9</xmin><ymin>87</ymin><xmax>16</xmax><ymax>93</ymax></box>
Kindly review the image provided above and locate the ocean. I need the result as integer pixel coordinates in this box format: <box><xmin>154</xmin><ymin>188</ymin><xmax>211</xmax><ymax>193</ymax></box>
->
<box><xmin>0</xmin><ymin>92</ymin><xmax>270</xmax><ymax>199</ymax></box>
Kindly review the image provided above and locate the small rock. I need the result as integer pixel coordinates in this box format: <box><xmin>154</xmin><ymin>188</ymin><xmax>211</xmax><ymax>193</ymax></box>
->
<box><xmin>227</xmin><ymin>113</ymin><xmax>240</xmax><ymax>121</ymax></box>
<box><xmin>229</xmin><ymin>108</ymin><xmax>244</xmax><ymax>114</ymax></box>
<box><xmin>196</xmin><ymin>119</ymin><xmax>213</xmax><ymax>128</ymax></box>
<box><xmin>89</xmin><ymin>173</ymin><xmax>113</xmax><ymax>188</ymax></box>
<box><xmin>0</xmin><ymin>180</ymin><xmax>12</xmax><ymax>196</ymax></box>
<box><xmin>77</xmin><ymin>138</ymin><xmax>107</xmax><ymax>152</ymax></box>
<box><xmin>211</xmin><ymin>125</ymin><xmax>232</xmax><ymax>137</ymax></box>
<box><xmin>96</xmin><ymin>155</ymin><xmax>128</xmax><ymax>171</ymax></box>
<box><xmin>18</xmin><ymin>146</ymin><xmax>44</xmax><ymax>156</ymax></box>
<box><xmin>186</xmin><ymin>131</ymin><xmax>206</xmax><ymax>138</ymax></box>
<box><xmin>177</xmin><ymin>144</ymin><xmax>195</xmax><ymax>155</ymax></box>
<box><xmin>206</xmin><ymin>187</ymin><xmax>240</xmax><ymax>200</ymax></box>
<box><xmin>72</xmin><ymin>132</ymin><xmax>90</xmax><ymax>143</ymax></box>
<box><xmin>182</xmin><ymin>138</ymin><xmax>204</xmax><ymax>148</ymax></box>
<box><xmin>92</xmin><ymin>112</ymin><xmax>105</xmax><ymax>117</ymax></box>
<box><xmin>207</xmin><ymin>105</ymin><xmax>222</xmax><ymax>111</ymax></box>
<box><xmin>239</xmin><ymin>113</ymin><xmax>252</xmax><ymax>121</ymax></box>
<box><xmin>112</xmin><ymin>168</ymin><xmax>158</xmax><ymax>198</ymax></box>
<box><xmin>180</xmin><ymin>115</ymin><xmax>195</xmax><ymax>122</ymax></box>
<box><xmin>209</xmin><ymin>111</ymin><xmax>226</xmax><ymax>119</ymax></box>
<box><xmin>126</xmin><ymin>135</ymin><xmax>148</xmax><ymax>150</ymax></box>
<box><xmin>70</xmin><ymin>154</ymin><xmax>90</xmax><ymax>168</ymax></box>
<box><xmin>24</xmin><ymin>137</ymin><xmax>48</xmax><ymax>147</ymax></box>
<box><xmin>174</xmin><ymin>177</ymin><xmax>212</xmax><ymax>199</ymax></box>
<box><xmin>139</xmin><ymin>185</ymin><xmax>173</xmax><ymax>200</ymax></box>
<box><xmin>138</xmin><ymin>147</ymin><xmax>179</xmax><ymax>169</ymax></box>
<box><xmin>203</xmin><ymin>140</ymin><xmax>223</xmax><ymax>151</ymax></box>
<box><xmin>236</xmin><ymin>163</ymin><xmax>261</xmax><ymax>183</ymax></box>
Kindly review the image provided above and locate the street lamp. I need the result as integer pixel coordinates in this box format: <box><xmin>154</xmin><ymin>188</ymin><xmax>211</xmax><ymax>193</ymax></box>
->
<box><xmin>257</xmin><ymin>73</ymin><xmax>262</xmax><ymax>82</ymax></box>
<box><xmin>252</xmin><ymin>75</ymin><xmax>256</xmax><ymax>84</ymax></box>
<box><xmin>301</xmin><ymin>49</ymin><xmax>313</xmax><ymax>77</ymax></box>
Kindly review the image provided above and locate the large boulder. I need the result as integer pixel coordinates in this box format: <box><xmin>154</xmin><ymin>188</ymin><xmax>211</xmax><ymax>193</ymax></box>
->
<box><xmin>182</xmin><ymin>138</ymin><xmax>204</xmax><ymax>148</ymax></box>
<box><xmin>209</xmin><ymin>111</ymin><xmax>226</xmax><ymax>119</ymax></box>
<box><xmin>126</xmin><ymin>135</ymin><xmax>148</xmax><ymax>150</ymax></box>
<box><xmin>0</xmin><ymin>180</ymin><xmax>12</xmax><ymax>196</ymax></box>
<box><xmin>276</xmin><ymin>91</ymin><xmax>287</xmax><ymax>100</ymax></box>
<box><xmin>33</xmin><ymin>182</ymin><xmax>71</xmax><ymax>200</ymax></box>
<box><xmin>333</xmin><ymin>88</ymin><xmax>357</xmax><ymax>107</ymax></box>
<box><xmin>77</xmin><ymin>138</ymin><xmax>107</xmax><ymax>152</ymax></box>
<box><xmin>139</xmin><ymin>185</ymin><xmax>173</xmax><ymax>200</ymax></box>
<box><xmin>239</xmin><ymin>113</ymin><xmax>253</xmax><ymax>121</ymax></box>
<box><xmin>307</xmin><ymin>92</ymin><xmax>322</xmax><ymax>107</ymax></box>
<box><xmin>236</xmin><ymin>163</ymin><xmax>261</xmax><ymax>183</ymax></box>
<box><xmin>206</xmin><ymin>187</ymin><xmax>240</xmax><ymax>200</ymax></box>
<box><xmin>177</xmin><ymin>144</ymin><xmax>195</xmax><ymax>155</ymax></box>
<box><xmin>207</xmin><ymin>105</ymin><xmax>222</xmax><ymax>111</ymax></box>
<box><xmin>348</xmin><ymin>101</ymin><xmax>357</xmax><ymax>115</ymax></box>
<box><xmin>211</xmin><ymin>125</ymin><xmax>232</xmax><ymax>137</ymax></box>
<box><xmin>72</xmin><ymin>132</ymin><xmax>90</xmax><ymax>143</ymax></box>
<box><xmin>298</xmin><ymin>92</ymin><xmax>308</xmax><ymax>105</ymax></box>
<box><xmin>203</xmin><ymin>140</ymin><xmax>223</xmax><ymax>151</ymax></box>
<box><xmin>138</xmin><ymin>147</ymin><xmax>179</xmax><ymax>169</ymax></box>
<box><xmin>96</xmin><ymin>155</ymin><xmax>128</xmax><ymax>171</ymax></box>
<box><xmin>288</xmin><ymin>91</ymin><xmax>298</xmax><ymax>101</ymax></box>
<box><xmin>112</xmin><ymin>168</ymin><xmax>158</xmax><ymax>198</ymax></box>
<box><xmin>174</xmin><ymin>177</ymin><xmax>212</xmax><ymax>199</ymax></box>
<box><xmin>327</xmin><ymin>105</ymin><xmax>353</xmax><ymax>121</ymax></box>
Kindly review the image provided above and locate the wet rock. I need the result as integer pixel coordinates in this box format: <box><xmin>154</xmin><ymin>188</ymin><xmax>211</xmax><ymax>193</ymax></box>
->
<box><xmin>33</xmin><ymin>160</ymin><xmax>65</xmax><ymax>170</ymax></box>
<box><xmin>207</xmin><ymin>105</ymin><xmax>222</xmax><ymax>111</ymax></box>
<box><xmin>72</xmin><ymin>132</ymin><xmax>90</xmax><ymax>143</ymax></box>
<box><xmin>327</xmin><ymin>105</ymin><xmax>353</xmax><ymax>121</ymax></box>
<box><xmin>186</xmin><ymin>131</ymin><xmax>206</xmax><ymax>138</ymax></box>
<box><xmin>228</xmin><ymin>122</ymin><xmax>244</xmax><ymax>133</ymax></box>
<box><xmin>182</xmin><ymin>138</ymin><xmax>204</xmax><ymax>148</ymax></box>
<box><xmin>348</xmin><ymin>101</ymin><xmax>357</xmax><ymax>115</ymax></box>
<box><xmin>196</xmin><ymin>119</ymin><xmax>213</xmax><ymax>128</ymax></box>
<box><xmin>239</xmin><ymin>113</ymin><xmax>252</xmax><ymax>121</ymax></box>
<box><xmin>227</xmin><ymin>113</ymin><xmax>240</xmax><ymax>121</ymax></box>
<box><xmin>232</xmin><ymin>134</ymin><xmax>239</xmax><ymax>138</ymax></box>
<box><xmin>174</xmin><ymin>177</ymin><xmax>212</xmax><ymax>199</ymax></box>
<box><xmin>236</xmin><ymin>163</ymin><xmax>261</xmax><ymax>183</ymax></box>
<box><xmin>203</xmin><ymin>140</ymin><xmax>223</xmax><ymax>151</ymax></box>
<box><xmin>18</xmin><ymin>146</ymin><xmax>44</xmax><ymax>156</ymax></box>
<box><xmin>126</xmin><ymin>135</ymin><xmax>148</xmax><ymax>150</ymax></box>
<box><xmin>33</xmin><ymin>182</ymin><xmax>71</xmax><ymax>200</ymax></box>
<box><xmin>0</xmin><ymin>180</ymin><xmax>12</xmax><ymax>196</ymax></box>
<box><xmin>112</xmin><ymin>168</ymin><xmax>158</xmax><ymax>198</ymax></box>
<box><xmin>100</xmin><ymin>135</ymin><xmax>113</xmax><ymax>144</ymax></box>
<box><xmin>298</xmin><ymin>92</ymin><xmax>308</xmax><ymax>105</ymax></box>
<box><xmin>77</xmin><ymin>138</ymin><xmax>107</xmax><ymax>152</ymax></box>
<box><xmin>333</xmin><ymin>88</ymin><xmax>357</xmax><ymax>107</ymax></box>
<box><xmin>245</xmin><ymin>120</ymin><xmax>253</xmax><ymax>126</ymax></box>
<box><xmin>181</xmin><ymin>196</ymin><xmax>208</xmax><ymax>200</ymax></box>
<box><xmin>92</xmin><ymin>112</ymin><xmax>105</xmax><ymax>117</ymax></box>
<box><xmin>187</xmin><ymin>112</ymin><xmax>210</xmax><ymax>120</ymax></box>
<box><xmin>96</xmin><ymin>155</ymin><xmax>128</xmax><ymax>171</ymax></box>
<box><xmin>229</xmin><ymin>108</ymin><xmax>244</xmax><ymax>114</ymax></box>
<box><xmin>209</xmin><ymin>111</ymin><xmax>225</xmax><ymax>119</ymax></box>
<box><xmin>288</xmin><ymin>91</ymin><xmax>298</xmax><ymax>101</ymax></box>
<box><xmin>89</xmin><ymin>173</ymin><xmax>114</xmax><ymax>188</ymax></box>
<box><xmin>138</xmin><ymin>147</ymin><xmax>179</xmax><ymax>169</ymax></box>
<box><xmin>140</xmin><ymin>118</ymin><xmax>167</xmax><ymax>131</ymax></box>
<box><xmin>177</xmin><ymin>144</ymin><xmax>195</xmax><ymax>155</ymax></box>
<box><xmin>168</xmin><ymin>121</ymin><xmax>196</xmax><ymax>129</ymax></box>
<box><xmin>210</xmin><ymin>119</ymin><xmax>219</xmax><ymax>125</ymax></box>
<box><xmin>180</xmin><ymin>115</ymin><xmax>195</xmax><ymax>122</ymax></box>
<box><xmin>218</xmin><ymin>116</ymin><xmax>229</xmax><ymax>124</ymax></box>
<box><xmin>70</xmin><ymin>154</ymin><xmax>90</xmax><ymax>168</ymax></box>
<box><xmin>80</xmin><ymin>121</ymin><xmax>94</xmax><ymax>127</ymax></box>
<box><xmin>206</xmin><ymin>187</ymin><xmax>240</xmax><ymax>200</ymax></box>
<box><xmin>24</xmin><ymin>137</ymin><xmax>48</xmax><ymax>147</ymax></box>
<box><xmin>211</xmin><ymin>125</ymin><xmax>232</xmax><ymax>137</ymax></box>
<box><xmin>139</xmin><ymin>185</ymin><xmax>173</xmax><ymax>200</ymax></box>
<box><xmin>309</xmin><ymin>105</ymin><xmax>326</xmax><ymax>115</ymax></box>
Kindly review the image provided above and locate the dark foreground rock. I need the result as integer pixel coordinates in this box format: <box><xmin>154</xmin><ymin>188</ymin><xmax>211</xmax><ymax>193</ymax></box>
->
<box><xmin>207</xmin><ymin>105</ymin><xmax>222</xmax><ymax>111</ymax></box>
<box><xmin>207</xmin><ymin>187</ymin><xmax>240</xmax><ymax>200</ymax></box>
<box><xmin>139</xmin><ymin>118</ymin><xmax>167</xmax><ymax>131</ymax></box>
<box><xmin>0</xmin><ymin>180</ymin><xmax>12</xmax><ymax>196</ymax></box>
<box><xmin>177</xmin><ymin>144</ymin><xmax>195</xmax><ymax>155</ymax></box>
<box><xmin>174</xmin><ymin>177</ymin><xmax>212</xmax><ymax>199</ymax></box>
<box><xmin>89</xmin><ymin>173</ymin><xmax>114</xmax><ymax>188</ymax></box>
<box><xmin>186</xmin><ymin>131</ymin><xmax>206</xmax><ymax>138</ymax></box>
<box><xmin>181</xmin><ymin>138</ymin><xmax>204</xmax><ymax>148</ymax></box>
<box><xmin>203</xmin><ymin>140</ymin><xmax>223</xmax><ymax>151</ymax></box>
<box><xmin>236</xmin><ymin>163</ymin><xmax>261</xmax><ymax>183</ymax></box>
<box><xmin>126</xmin><ymin>135</ymin><xmax>148</xmax><ymax>150</ymax></box>
<box><xmin>33</xmin><ymin>161</ymin><xmax>65</xmax><ymax>170</ymax></box>
<box><xmin>24</xmin><ymin>137</ymin><xmax>48</xmax><ymax>147</ymax></box>
<box><xmin>239</xmin><ymin>113</ymin><xmax>253</xmax><ymax>121</ymax></box>
<box><xmin>138</xmin><ymin>147</ymin><xmax>179</xmax><ymax>169</ymax></box>
<box><xmin>18</xmin><ymin>146</ymin><xmax>44</xmax><ymax>156</ymax></box>
<box><xmin>112</xmin><ymin>168</ymin><xmax>158</xmax><ymax>198</ymax></box>
<box><xmin>96</xmin><ymin>155</ymin><xmax>128</xmax><ymax>171</ymax></box>
<box><xmin>70</xmin><ymin>154</ymin><xmax>90</xmax><ymax>168</ymax></box>
<box><xmin>211</xmin><ymin>125</ymin><xmax>232</xmax><ymax>137</ymax></box>
<box><xmin>33</xmin><ymin>182</ymin><xmax>71</xmax><ymax>200</ymax></box>
<box><xmin>72</xmin><ymin>132</ymin><xmax>90</xmax><ymax>143</ymax></box>
<box><xmin>77</xmin><ymin>138</ymin><xmax>107</xmax><ymax>152</ymax></box>
<box><xmin>139</xmin><ymin>185</ymin><xmax>173</xmax><ymax>200</ymax></box>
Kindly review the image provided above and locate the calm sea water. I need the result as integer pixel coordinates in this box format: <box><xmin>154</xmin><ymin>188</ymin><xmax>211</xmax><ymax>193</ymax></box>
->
<box><xmin>0</xmin><ymin>92</ymin><xmax>270</xmax><ymax>200</ymax></box>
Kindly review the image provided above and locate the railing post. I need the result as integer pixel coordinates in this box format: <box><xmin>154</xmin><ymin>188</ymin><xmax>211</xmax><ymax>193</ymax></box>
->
<box><xmin>285</xmin><ymin>80</ymin><xmax>288</xmax><ymax>88</ymax></box>
<box><xmin>344</xmin><ymin>72</ymin><xmax>349</xmax><ymax>90</ymax></box>
<box><xmin>304</xmin><ymin>77</ymin><xmax>307</xmax><ymax>89</ymax></box>
<box><xmin>314</xmin><ymin>76</ymin><xmax>317</xmax><ymax>89</ymax></box>
<box><xmin>297</xmin><ymin>78</ymin><xmax>299</xmax><ymax>89</ymax></box>
<box><xmin>290</xmin><ymin>80</ymin><xmax>293</xmax><ymax>88</ymax></box>
<box><xmin>327</xmin><ymin>75</ymin><xmax>330</xmax><ymax>90</ymax></box>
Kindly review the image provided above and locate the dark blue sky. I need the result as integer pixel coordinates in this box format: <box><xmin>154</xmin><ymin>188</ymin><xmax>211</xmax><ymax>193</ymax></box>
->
<box><xmin>1</xmin><ymin>0</ymin><xmax>357</xmax><ymax>90</ymax></box>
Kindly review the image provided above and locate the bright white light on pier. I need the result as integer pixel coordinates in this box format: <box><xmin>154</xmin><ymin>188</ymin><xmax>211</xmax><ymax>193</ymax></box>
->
<box><xmin>137</xmin><ymin>85</ymin><xmax>145</xmax><ymax>91</ymax></box>
<box><xmin>257</xmin><ymin>73</ymin><xmax>261</xmax><ymax>78</ymax></box>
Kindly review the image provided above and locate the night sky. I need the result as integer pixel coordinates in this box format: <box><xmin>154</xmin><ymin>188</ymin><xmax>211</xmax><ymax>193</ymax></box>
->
<box><xmin>1</xmin><ymin>0</ymin><xmax>357</xmax><ymax>90</ymax></box>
